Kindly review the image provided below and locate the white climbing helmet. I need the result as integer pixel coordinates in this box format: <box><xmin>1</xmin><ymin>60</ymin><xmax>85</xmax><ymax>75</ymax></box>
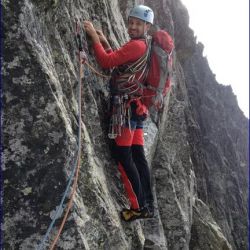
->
<box><xmin>129</xmin><ymin>5</ymin><xmax>154</xmax><ymax>24</ymax></box>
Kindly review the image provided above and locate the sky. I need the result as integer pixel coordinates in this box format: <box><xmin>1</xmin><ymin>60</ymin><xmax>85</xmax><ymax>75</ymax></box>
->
<box><xmin>180</xmin><ymin>0</ymin><xmax>249</xmax><ymax>118</ymax></box>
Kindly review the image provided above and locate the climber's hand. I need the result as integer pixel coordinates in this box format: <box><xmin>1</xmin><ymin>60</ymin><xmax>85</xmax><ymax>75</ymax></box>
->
<box><xmin>83</xmin><ymin>21</ymin><xmax>99</xmax><ymax>43</ymax></box>
<box><xmin>96</xmin><ymin>30</ymin><xmax>111</xmax><ymax>50</ymax></box>
<box><xmin>96</xmin><ymin>30</ymin><xmax>107</xmax><ymax>43</ymax></box>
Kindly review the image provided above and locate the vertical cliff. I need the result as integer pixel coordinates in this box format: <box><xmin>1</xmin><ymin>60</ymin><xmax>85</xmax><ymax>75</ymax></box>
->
<box><xmin>3</xmin><ymin>0</ymin><xmax>248</xmax><ymax>249</ymax></box>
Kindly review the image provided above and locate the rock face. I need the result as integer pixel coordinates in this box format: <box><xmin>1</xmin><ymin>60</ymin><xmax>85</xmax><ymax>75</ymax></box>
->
<box><xmin>2</xmin><ymin>0</ymin><xmax>248</xmax><ymax>249</ymax></box>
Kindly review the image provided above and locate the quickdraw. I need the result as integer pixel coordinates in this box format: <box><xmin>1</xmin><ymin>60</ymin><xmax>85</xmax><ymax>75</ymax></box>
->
<box><xmin>108</xmin><ymin>94</ymin><xmax>131</xmax><ymax>139</ymax></box>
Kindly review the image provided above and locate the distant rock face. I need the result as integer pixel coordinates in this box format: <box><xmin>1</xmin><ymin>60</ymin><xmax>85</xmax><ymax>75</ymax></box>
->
<box><xmin>182</xmin><ymin>42</ymin><xmax>248</xmax><ymax>250</ymax></box>
<box><xmin>3</xmin><ymin>0</ymin><xmax>248</xmax><ymax>250</ymax></box>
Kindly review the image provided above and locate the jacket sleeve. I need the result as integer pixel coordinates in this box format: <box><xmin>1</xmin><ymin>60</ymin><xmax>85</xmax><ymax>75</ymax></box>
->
<box><xmin>92</xmin><ymin>40</ymin><xmax>146</xmax><ymax>69</ymax></box>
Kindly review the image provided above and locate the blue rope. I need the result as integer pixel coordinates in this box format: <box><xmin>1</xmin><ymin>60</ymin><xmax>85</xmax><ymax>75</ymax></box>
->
<box><xmin>37</xmin><ymin>19</ymin><xmax>84</xmax><ymax>250</ymax></box>
<box><xmin>37</xmin><ymin>33</ymin><xmax>83</xmax><ymax>250</ymax></box>
<box><xmin>36</xmin><ymin>152</ymin><xmax>79</xmax><ymax>250</ymax></box>
<box><xmin>37</xmin><ymin>79</ymin><xmax>82</xmax><ymax>249</ymax></box>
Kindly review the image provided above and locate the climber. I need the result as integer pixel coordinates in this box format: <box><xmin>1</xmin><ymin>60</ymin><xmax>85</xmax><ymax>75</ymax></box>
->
<box><xmin>83</xmin><ymin>5</ymin><xmax>154</xmax><ymax>222</ymax></box>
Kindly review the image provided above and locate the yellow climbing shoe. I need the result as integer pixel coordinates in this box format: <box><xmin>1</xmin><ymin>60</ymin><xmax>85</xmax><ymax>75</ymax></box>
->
<box><xmin>120</xmin><ymin>207</ymin><xmax>154</xmax><ymax>222</ymax></box>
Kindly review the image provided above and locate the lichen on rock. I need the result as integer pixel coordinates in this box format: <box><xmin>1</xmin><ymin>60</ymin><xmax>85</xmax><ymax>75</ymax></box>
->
<box><xmin>3</xmin><ymin>0</ymin><xmax>248</xmax><ymax>249</ymax></box>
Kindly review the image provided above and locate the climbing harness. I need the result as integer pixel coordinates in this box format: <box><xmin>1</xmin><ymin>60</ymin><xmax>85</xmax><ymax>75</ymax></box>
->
<box><xmin>37</xmin><ymin>19</ymin><xmax>85</xmax><ymax>250</ymax></box>
<box><xmin>107</xmin><ymin>37</ymin><xmax>152</xmax><ymax>139</ymax></box>
<box><xmin>112</xmin><ymin>37</ymin><xmax>152</xmax><ymax>95</ymax></box>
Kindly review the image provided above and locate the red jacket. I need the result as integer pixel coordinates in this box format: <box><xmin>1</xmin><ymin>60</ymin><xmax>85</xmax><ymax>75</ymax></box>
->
<box><xmin>93</xmin><ymin>40</ymin><xmax>147</xmax><ymax>69</ymax></box>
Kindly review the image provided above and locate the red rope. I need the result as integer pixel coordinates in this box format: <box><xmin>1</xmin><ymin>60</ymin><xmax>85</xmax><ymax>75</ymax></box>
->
<box><xmin>49</xmin><ymin>52</ymin><xmax>83</xmax><ymax>250</ymax></box>
<box><xmin>49</xmin><ymin>154</ymin><xmax>81</xmax><ymax>250</ymax></box>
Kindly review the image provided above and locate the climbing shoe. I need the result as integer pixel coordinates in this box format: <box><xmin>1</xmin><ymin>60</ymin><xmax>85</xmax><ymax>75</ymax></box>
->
<box><xmin>120</xmin><ymin>207</ymin><xmax>154</xmax><ymax>222</ymax></box>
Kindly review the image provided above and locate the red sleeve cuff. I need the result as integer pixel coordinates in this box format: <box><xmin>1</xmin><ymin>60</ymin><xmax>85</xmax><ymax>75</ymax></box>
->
<box><xmin>93</xmin><ymin>42</ymin><xmax>103</xmax><ymax>50</ymax></box>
